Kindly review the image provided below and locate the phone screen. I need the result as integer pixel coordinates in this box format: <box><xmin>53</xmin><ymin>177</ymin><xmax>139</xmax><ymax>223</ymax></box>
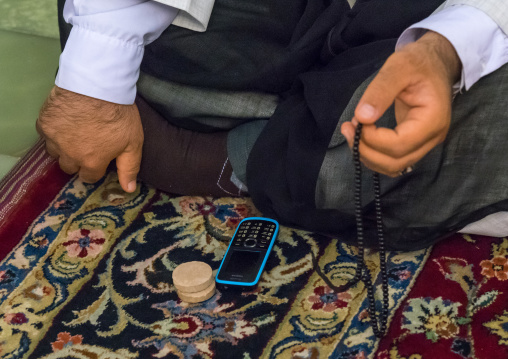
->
<box><xmin>221</xmin><ymin>250</ymin><xmax>262</xmax><ymax>281</ymax></box>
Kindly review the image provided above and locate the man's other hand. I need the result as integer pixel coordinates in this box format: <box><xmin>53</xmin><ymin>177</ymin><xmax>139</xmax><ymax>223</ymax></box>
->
<box><xmin>37</xmin><ymin>86</ymin><xmax>144</xmax><ymax>192</ymax></box>
<box><xmin>341</xmin><ymin>31</ymin><xmax>461</xmax><ymax>177</ymax></box>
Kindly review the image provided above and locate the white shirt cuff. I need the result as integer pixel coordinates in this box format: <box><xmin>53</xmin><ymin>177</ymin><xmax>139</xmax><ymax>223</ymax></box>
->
<box><xmin>56</xmin><ymin>26</ymin><xmax>144</xmax><ymax>104</ymax></box>
<box><xmin>397</xmin><ymin>5</ymin><xmax>508</xmax><ymax>92</ymax></box>
<box><xmin>56</xmin><ymin>0</ymin><xmax>179</xmax><ymax>105</ymax></box>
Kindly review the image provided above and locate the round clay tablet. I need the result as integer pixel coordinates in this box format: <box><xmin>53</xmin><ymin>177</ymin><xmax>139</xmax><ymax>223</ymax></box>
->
<box><xmin>172</xmin><ymin>261</ymin><xmax>214</xmax><ymax>293</ymax></box>
<box><xmin>177</xmin><ymin>282</ymin><xmax>216</xmax><ymax>303</ymax></box>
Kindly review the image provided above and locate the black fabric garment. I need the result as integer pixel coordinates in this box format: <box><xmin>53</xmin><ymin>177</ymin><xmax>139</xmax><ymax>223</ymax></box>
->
<box><xmin>246</xmin><ymin>41</ymin><xmax>397</xmax><ymax>246</ymax></box>
<box><xmin>140</xmin><ymin>0</ymin><xmax>444</xmax><ymax>250</ymax></box>
<box><xmin>57</xmin><ymin>0</ymin><xmax>71</xmax><ymax>51</ymax></box>
<box><xmin>142</xmin><ymin>0</ymin><xmax>349</xmax><ymax>93</ymax></box>
<box><xmin>141</xmin><ymin>0</ymin><xmax>441</xmax><ymax>94</ymax></box>
<box><xmin>246</xmin><ymin>0</ymin><xmax>445</xmax><ymax>249</ymax></box>
<box><xmin>141</xmin><ymin>0</ymin><xmax>447</xmax><ymax>250</ymax></box>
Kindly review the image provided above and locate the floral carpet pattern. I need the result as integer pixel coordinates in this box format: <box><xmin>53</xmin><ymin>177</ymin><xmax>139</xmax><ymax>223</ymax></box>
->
<box><xmin>375</xmin><ymin>234</ymin><xmax>508</xmax><ymax>359</ymax></box>
<box><xmin>0</xmin><ymin>147</ymin><xmax>507</xmax><ymax>358</ymax></box>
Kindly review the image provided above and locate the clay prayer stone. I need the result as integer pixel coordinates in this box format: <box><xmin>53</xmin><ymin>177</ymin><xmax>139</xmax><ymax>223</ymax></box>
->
<box><xmin>172</xmin><ymin>261</ymin><xmax>216</xmax><ymax>303</ymax></box>
<box><xmin>176</xmin><ymin>282</ymin><xmax>216</xmax><ymax>303</ymax></box>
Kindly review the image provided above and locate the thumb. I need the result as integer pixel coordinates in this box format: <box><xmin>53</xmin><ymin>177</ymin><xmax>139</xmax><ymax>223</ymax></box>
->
<box><xmin>116</xmin><ymin>147</ymin><xmax>141</xmax><ymax>193</ymax></box>
<box><xmin>355</xmin><ymin>55</ymin><xmax>409</xmax><ymax>125</ymax></box>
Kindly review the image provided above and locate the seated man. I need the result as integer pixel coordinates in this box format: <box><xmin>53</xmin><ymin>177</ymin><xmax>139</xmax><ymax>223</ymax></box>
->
<box><xmin>37</xmin><ymin>0</ymin><xmax>508</xmax><ymax>250</ymax></box>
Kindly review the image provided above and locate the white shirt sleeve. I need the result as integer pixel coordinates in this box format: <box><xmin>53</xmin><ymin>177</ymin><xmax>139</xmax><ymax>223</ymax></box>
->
<box><xmin>397</xmin><ymin>5</ymin><xmax>508</xmax><ymax>92</ymax></box>
<box><xmin>55</xmin><ymin>0</ymin><xmax>179</xmax><ymax>105</ymax></box>
<box><xmin>155</xmin><ymin>0</ymin><xmax>215</xmax><ymax>32</ymax></box>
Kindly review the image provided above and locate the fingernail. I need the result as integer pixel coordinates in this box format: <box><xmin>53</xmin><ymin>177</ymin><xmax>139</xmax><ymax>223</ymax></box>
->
<box><xmin>357</xmin><ymin>104</ymin><xmax>376</xmax><ymax>119</ymax></box>
<box><xmin>341</xmin><ymin>127</ymin><xmax>352</xmax><ymax>141</ymax></box>
<box><xmin>127</xmin><ymin>181</ymin><xmax>136</xmax><ymax>192</ymax></box>
<box><xmin>352</xmin><ymin>118</ymin><xmax>359</xmax><ymax>127</ymax></box>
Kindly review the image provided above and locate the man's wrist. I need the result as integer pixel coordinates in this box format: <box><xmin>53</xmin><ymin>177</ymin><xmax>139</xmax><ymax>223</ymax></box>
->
<box><xmin>397</xmin><ymin>5</ymin><xmax>508</xmax><ymax>92</ymax></box>
<box><xmin>417</xmin><ymin>31</ymin><xmax>461</xmax><ymax>87</ymax></box>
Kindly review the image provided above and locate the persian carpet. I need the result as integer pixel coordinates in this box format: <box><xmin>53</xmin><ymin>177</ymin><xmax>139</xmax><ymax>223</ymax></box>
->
<box><xmin>0</xmin><ymin>142</ymin><xmax>507</xmax><ymax>359</ymax></box>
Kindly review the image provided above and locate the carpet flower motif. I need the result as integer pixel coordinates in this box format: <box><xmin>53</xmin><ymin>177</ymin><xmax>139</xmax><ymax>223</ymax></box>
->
<box><xmin>177</xmin><ymin>197</ymin><xmax>255</xmax><ymax>231</ymax></box>
<box><xmin>62</xmin><ymin>229</ymin><xmax>106</xmax><ymax>258</ymax></box>
<box><xmin>307</xmin><ymin>285</ymin><xmax>351</xmax><ymax>312</ymax></box>
<box><xmin>151</xmin><ymin>314</ymin><xmax>204</xmax><ymax>338</ymax></box>
<box><xmin>51</xmin><ymin>332</ymin><xmax>83</xmax><ymax>352</ymax></box>
<box><xmin>196</xmin><ymin>201</ymin><xmax>217</xmax><ymax>216</ymax></box>
<box><xmin>337</xmin><ymin>348</ymin><xmax>367</xmax><ymax>359</ymax></box>
<box><xmin>388</xmin><ymin>265</ymin><xmax>411</xmax><ymax>282</ymax></box>
<box><xmin>4</xmin><ymin>312</ymin><xmax>28</xmax><ymax>325</ymax></box>
<box><xmin>23</xmin><ymin>282</ymin><xmax>52</xmax><ymax>301</ymax></box>
<box><xmin>291</xmin><ymin>345</ymin><xmax>320</xmax><ymax>359</ymax></box>
<box><xmin>402</xmin><ymin>297</ymin><xmax>461</xmax><ymax>342</ymax></box>
<box><xmin>376</xmin><ymin>348</ymin><xmax>422</xmax><ymax>359</ymax></box>
<box><xmin>134</xmin><ymin>295</ymin><xmax>259</xmax><ymax>357</ymax></box>
<box><xmin>480</xmin><ymin>256</ymin><xmax>508</xmax><ymax>281</ymax></box>
<box><xmin>179</xmin><ymin>198</ymin><xmax>218</xmax><ymax>217</ymax></box>
<box><xmin>0</xmin><ymin>270</ymin><xmax>15</xmax><ymax>285</ymax></box>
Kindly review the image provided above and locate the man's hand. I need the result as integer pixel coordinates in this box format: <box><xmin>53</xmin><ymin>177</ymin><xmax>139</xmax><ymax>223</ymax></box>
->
<box><xmin>341</xmin><ymin>31</ymin><xmax>461</xmax><ymax>177</ymax></box>
<box><xmin>37</xmin><ymin>86</ymin><xmax>144</xmax><ymax>192</ymax></box>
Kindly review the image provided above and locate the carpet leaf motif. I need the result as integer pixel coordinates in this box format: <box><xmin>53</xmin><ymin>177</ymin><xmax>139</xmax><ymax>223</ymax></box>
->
<box><xmin>484</xmin><ymin>310</ymin><xmax>508</xmax><ymax>346</ymax></box>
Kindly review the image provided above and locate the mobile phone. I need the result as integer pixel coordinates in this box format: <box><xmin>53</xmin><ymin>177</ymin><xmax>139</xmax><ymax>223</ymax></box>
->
<box><xmin>216</xmin><ymin>217</ymin><xmax>279</xmax><ymax>288</ymax></box>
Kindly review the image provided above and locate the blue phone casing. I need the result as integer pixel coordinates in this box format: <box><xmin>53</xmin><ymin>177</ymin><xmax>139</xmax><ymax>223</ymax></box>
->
<box><xmin>215</xmin><ymin>217</ymin><xmax>279</xmax><ymax>287</ymax></box>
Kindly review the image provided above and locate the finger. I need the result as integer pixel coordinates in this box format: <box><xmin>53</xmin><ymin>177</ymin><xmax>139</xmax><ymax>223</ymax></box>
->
<box><xmin>354</xmin><ymin>55</ymin><xmax>411</xmax><ymax>125</ymax></box>
<box><xmin>44</xmin><ymin>140</ymin><xmax>60</xmax><ymax>159</ymax></box>
<box><xmin>357</xmin><ymin>136</ymin><xmax>441</xmax><ymax>177</ymax></box>
<box><xmin>360</xmin><ymin>112</ymin><xmax>446</xmax><ymax>158</ymax></box>
<box><xmin>341</xmin><ymin>121</ymin><xmax>356</xmax><ymax>147</ymax></box>
<box><xmin>79</xmin><ymin>161</ymin><xmax>109</xmax><ymax>184</ymax></box>
<box><xmin>58</xmin><ymin>156</ymin><xmax>80</xmax><ymax>175</ymax></box>
<box><xmin>116</xmin><ymin>146</ymin><xmax>142</xmax><ymax>193</ymax></box>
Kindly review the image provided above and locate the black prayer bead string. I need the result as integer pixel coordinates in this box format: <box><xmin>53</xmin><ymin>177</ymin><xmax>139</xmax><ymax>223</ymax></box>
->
<box><xmin>353</xmin><ymin>123</ymin><xmax>389</xmax><ymax>337</ymax></box>
<box><xmin>311</xmin><ymin>123</ymin><xmax>389</xmax><ymax>338</ymax></box>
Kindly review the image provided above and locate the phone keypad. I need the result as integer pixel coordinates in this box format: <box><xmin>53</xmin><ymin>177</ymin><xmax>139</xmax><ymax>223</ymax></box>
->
<box><xmin>231</xmin><ymin>220</ymin><xmax>277</xmax><ymax>250</ymax></box>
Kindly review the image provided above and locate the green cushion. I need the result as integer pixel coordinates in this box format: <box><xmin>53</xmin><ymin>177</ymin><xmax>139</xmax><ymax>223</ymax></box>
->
<box><xmin>0</xmin><ymin>30</ymin><xmax>60</xmax><ymax>159</ymax></box>
<box><xmin>0</xmin><ymin>154</ymin><xmax>21</xmax><ymax>179</ymax></box>
<box><xmin>0</xmin><ymin>0</ymin><xmax>59</xmax><ymax>39</ymax></box>
<box><xmin>0</xmin><ymin>0</ymin><xmax>60</xmax><ymax>177</ymax></box>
